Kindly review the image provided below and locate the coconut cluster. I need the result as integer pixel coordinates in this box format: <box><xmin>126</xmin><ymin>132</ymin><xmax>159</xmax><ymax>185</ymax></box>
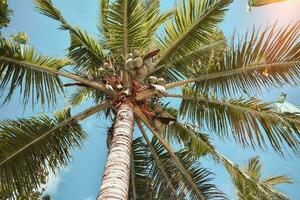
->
<box><xmin>147</xmin><ymin>76</ymin><xmax>166</xmax><ymax>86</ymax></box>
<box><xmin>125</xmin><ymin>50</ymin><xmax>155</xmax><ymax>81</ymax></box>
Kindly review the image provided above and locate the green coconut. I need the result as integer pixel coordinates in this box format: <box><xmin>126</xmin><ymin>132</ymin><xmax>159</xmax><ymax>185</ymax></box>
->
<box><xmin>137</xmin><ymin>65</ymin><xmax>148</xmax><ymax>77</ymax></box>
<box><xmin>133</xmin><ymin>49</ymin><xmax>142</xmax><ymax>58</ymax></box>
<box><xmin>133</xmin><ymin>57</ymin><xmax>143</xmax><ymax>68</ymax></box>
<box><xmin>127</xmin><ymin>53</ymin><xmax>133</xmax><ymax>59</ymax></box>
<box><xmin>145</xmin><ymin>61</ymin><xmax>155</xmax><ymax>73</ymax></box>
<box><xmin>128</xmin><ymin>69</ymin><xmax>137</xmax><ymax>77</ymax></box>
<box><xmin>126</xmin><ymin>58</ymin><xmax>134</xmax><ymax>69</ymax></box>
<box><xmin>157</xmin><ymin>78</ymin><xmax>166</xmax><ymax>85</ymax></box>
<box><xmin>148</xmin><ymin>76</ymin><xmax>158</xmax><ymax>84</ymax></box>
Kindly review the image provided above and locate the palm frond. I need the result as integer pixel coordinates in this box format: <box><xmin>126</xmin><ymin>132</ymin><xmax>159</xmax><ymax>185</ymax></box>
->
<box><xmin>166</xmin><ymin>23</ymin><xmax>300</xmax><ymax>96</ymax></box>
<box><xmin>153</xmin><ymin>0</ymin><xmax>232</xmax><ymax>71</ymax></box>
<box><xmin>262</xmin><ymin>175</ymin><xmax>293</xmax><ymax>186</ymax></box>
<box><xmin>134</xmin><ymin>107</ymin><xmax>224</xmax><ymax>199</ymax></box>
<box><xmin>102</xmin><ymin>0</ymin><xmax>145</xmax><ymax>60</ymax></box>
<box><xmin>153</xmin><ymin>29</ymin><xmax>226</xmax><ymax>82</ymax></box>
<box><xmin>0</xmin><ymin>102</ymin><xmax>110</xmax><ymax>193</ymax></box>
<box><xmin>130</xmin><ymin>133</ymin><xmax>226</xmax><ymax>200</ymax></box>
<box><xmin>139</xmin><ymin>0</ymin><xmax>173</xmax><ymax>50</ymax></box>
<box><xmin>0</xmin><ymin>109</ymin><xmax>85</xmax><ymax>193</ymax></box>
<box><xmin>68</xmin><ymin>26</ymin><xmax>107</xmax><ymax>73</ymax></box>
<box><xmin>136</xmin><ymin>121</ymin><xmax>179</xmax><ymax>199</ymax></box>
<box><xmin>149</xmin><ymin>139</ymin><xmax>226</xmax><ymax>200</ymax></box>
<box><xmin>231</xmin><ymin>156</ymin><xmax>292</xmax><ymax>200</ymax></box>
<box><xmin>244</xmin><ymin>156</ymin><xmax>262</xmax><ymax>181</ymax></box>
<box><xmin>0</xmin><ymin>38</ymin><xmax>68</xmax><ymax>107</ymax></box>
<box><xmin>164</xmin><ymin>122</ymin><xmax>289</xmax><ymax>199</ymax></box>
<box><xmin>34</xmin><ymin>0</ymin><xmax>67</xmax><ymax>29</ymax></box>
<box><xmin>98</xmin><ymin>0</ymin><xmax>110</xmax><ymax>39</ymax></box>
<box><xmin>35</xmin><ymin>0</ymin><xmax>107</xmax><ymax>73</ymax></box>
<box><xmin>67</xmin><ymin>85</ymin><xmax>105</xmax><ymax>107</ymax></box>
<box><xmin>129</xmin><ymin>137</ymin><xmax>155</xmax><ymax>200</ymax></box>
<box><xmin>165</xmin><ymin>122</ymin><xmax>213</xmax><ymax>158</ymax></box>
<box><xmin>168</xmin><ymin>87</ymin><xmax>300</xmax><ymax>154</ymax></box>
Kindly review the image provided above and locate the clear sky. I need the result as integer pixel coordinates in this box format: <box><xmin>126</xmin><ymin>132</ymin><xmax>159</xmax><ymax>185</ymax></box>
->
<box><xmin>1</xmin><ymin>0</ymin><xmax>300</xmax><ymax>200</ymax></box>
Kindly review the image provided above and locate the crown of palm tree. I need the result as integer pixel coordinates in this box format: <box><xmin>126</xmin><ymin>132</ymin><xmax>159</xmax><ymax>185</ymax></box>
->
<box><xmin>0</xmin><ymin>0</ymin><xmax>299</xmax><ymax>199</ymax></box>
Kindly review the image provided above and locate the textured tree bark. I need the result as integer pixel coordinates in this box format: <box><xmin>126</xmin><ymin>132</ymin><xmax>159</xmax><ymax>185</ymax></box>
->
<box><xmin>97</xmin><ymin>103</ymin><xmax>134</xmax><ymax>200</ymax></box>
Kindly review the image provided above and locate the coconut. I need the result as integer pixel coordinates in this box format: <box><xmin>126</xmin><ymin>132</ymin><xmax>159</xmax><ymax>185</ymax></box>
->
<box><xmin>148</xmin><ymin>76</ymin><xmax>158</xmax><ymax>84</ymax></box>
<box><xmin>137</xmin><ymin>65</ymin><xmax>148</xmax><ymax>77</ymax></box>
<box><xmin>145</xmin><ymin>61</ymin><xmax>155</xmax><ymax>73</ymax></box>
<box><xmin>133</xmin><ymin>57</ymin><xmax>143</xmax><ymax>68</ymax></box>
<box><xmin>128</xmin><ymin>69</ymin><xmax>137</xmax><ymax>77</ymax></box>
<box><xmin>133</xmin><ymin>50</ymin><xmax>142</xmax><ymax>58</ymax></box>
<box><xmin>157</xmin><ymin>78</ymin><xmax>166</xmax><ymax>85</ymax></box>
<box><xmin>127</xmin><ymin>53</ymin><xmax>133</xmax><ymax>59</ymax></box>
<box><xmin>136</xmin><ymin>74</ymin><xmax>144</xmax><ymax>81</ymax></box>
<box><xmin>126</xmin><ymin>58</ymin><xmax>134</xmax><ymax>69</ymax></box>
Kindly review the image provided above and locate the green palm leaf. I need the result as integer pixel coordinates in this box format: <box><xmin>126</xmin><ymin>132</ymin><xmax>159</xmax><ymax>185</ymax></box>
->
<box><xmin>68</xmin><ymin>26</ymin><xmax>107</xmax><ymax>73</ymax></box>
<box><xmin>153</xmin><ymin>29</ymin><xmax>226</xmax><ymax>82</ymax></box>
<box><xmin>232</xmin><ymin>156</ymin><xmax>292</xmax><ymax>200</ymax></box>
<box><xmin>129</xmin><ymin>136</ymin><xmax>226</xmax><ymax>200</ymax></box>
<box><xmin>262</xmin><ymin>175</ymin><xmax>293</xmax><ymax>186</ymax></box>
<box><xmin>169</xmin><ymin>87</ymin><xmax>300</xmax><ymax>154</ymax></box>
<box><xmin>35</xmin><ymin>0</ymin><xmax>107</xmax><ymax>73</ymax></box>
<box><xmin>164</xmin><ymin>122</ymin><xmax>289</xmax><ymax>199</ymax></box>
<box><xmin>0</xmin><ymin>108</ymin><xmax>86</xmax><ymax>193</ymax></box>
<box><xmin>153</xmin><ymin>0</ymin><xmax>232</xmax><ymax>71</ymax></box>
<box><xmin>167</xmin><ymin>23</ymin><xmax>300</xmax><ymax>96</ymax></box>
<box><xmin>129</xmin><ymin>137</ymin><xmax>155</xmax><ymax>200</ymax></box>
<box><xmin>102</xmin><ymin>0</ymin><xmax>145</xmax><ymax>59</ymax></box>
<box><xmin>0</xmin><ymin>38</ymin><xmax>68</xmax><ymax>107</ymax></box>
<box><xmin>0</xmin><ymin>102</ymin><xmax>110</xmax><ymax>194</ymax></box>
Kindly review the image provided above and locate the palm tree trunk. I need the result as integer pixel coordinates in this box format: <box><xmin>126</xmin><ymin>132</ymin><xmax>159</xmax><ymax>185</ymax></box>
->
<box><xmin>97</xmin><ymin>103</ymin><xmax>135</xmax><ymax>200</ymax></box>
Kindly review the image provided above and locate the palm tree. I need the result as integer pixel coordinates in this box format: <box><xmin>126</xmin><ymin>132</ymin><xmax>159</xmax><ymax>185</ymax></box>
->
<box><xmin>0</xmin><ymin>0</ymin><xmax>299</xmax><ymax>199</ymax></box>
<box><xmin>231</xmin><ymin>156</ymin><xmax>292</xmax><ymax>199</ymax></box>
<box><xmin>0</xmin><ymin>0</ymin><xmax>13</xmax><ymax>29</ymax></box>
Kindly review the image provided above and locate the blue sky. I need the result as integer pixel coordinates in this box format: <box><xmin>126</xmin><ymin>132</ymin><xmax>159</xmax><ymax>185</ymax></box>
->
<box><xmin>1</xmin><ymin>0</ymin><xmax>300</xmax><ymax>199</ymax></box>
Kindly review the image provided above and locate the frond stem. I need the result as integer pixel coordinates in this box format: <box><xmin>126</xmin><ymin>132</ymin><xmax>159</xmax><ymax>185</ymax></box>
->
<box><xmin>0</xmin><ymin>56</ymin><xmax>109</xmax><ymax>94</ymax></box>
<box><xmin>166</xmin><ymin>61</ymin><xmax>300</xmax><ymax>89</ymax></box>
<box><xmin>134</xmin><ymin>107</ymin><xmax>206</xmax><ymax>200</ymax></box>
<box><xmin>165</xmin><ymin>93</ymin><xmax>300</xmax><ymax>125</ymax></box>
<box><xmin>136</xmin><ymin>60</ymin><xmax>300</xmax><ymax>100</ymax></box>
<box><xmin>137</xmin><ymin>120</ymin><xmax>180</xmax><ymax>199</ymax></box>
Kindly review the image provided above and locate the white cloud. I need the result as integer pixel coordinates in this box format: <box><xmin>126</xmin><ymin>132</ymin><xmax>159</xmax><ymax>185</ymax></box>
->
<box><xmin>44</xmin><ymin>167</ymin><xmax>70</xmax><ymax>196</ymax></box>
<box><xmin>83</xmin><ymin>196</ymin><xmax>94</xmax><ymax>200</ymax></box>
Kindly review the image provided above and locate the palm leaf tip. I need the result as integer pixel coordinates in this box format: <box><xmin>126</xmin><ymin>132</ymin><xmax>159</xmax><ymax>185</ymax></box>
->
<box><xmin>0</xmin><ymin>108</ymin><xmax>86</xmax><ymax>193</ymax></box>
<box><xmin>34</xmin><ymin>0</ymin><xmax>68</xmax><ymax>29</ymax></box>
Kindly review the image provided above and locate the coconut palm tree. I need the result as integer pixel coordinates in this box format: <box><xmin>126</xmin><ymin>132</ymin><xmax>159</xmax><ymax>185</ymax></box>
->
<box><xmin>0</xmin><ymin>0</ymin><xmax>299</xmax><ymax>199</ymax></box>
<box><xmin>231</xmin><ymin>156</ymin><xmax>292</xmax><ymax>199</ymax></box>
<box><xmin>0</xmin><ymin>0</ymin><xmax>13</xmax><ymax>29</ymax></box>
